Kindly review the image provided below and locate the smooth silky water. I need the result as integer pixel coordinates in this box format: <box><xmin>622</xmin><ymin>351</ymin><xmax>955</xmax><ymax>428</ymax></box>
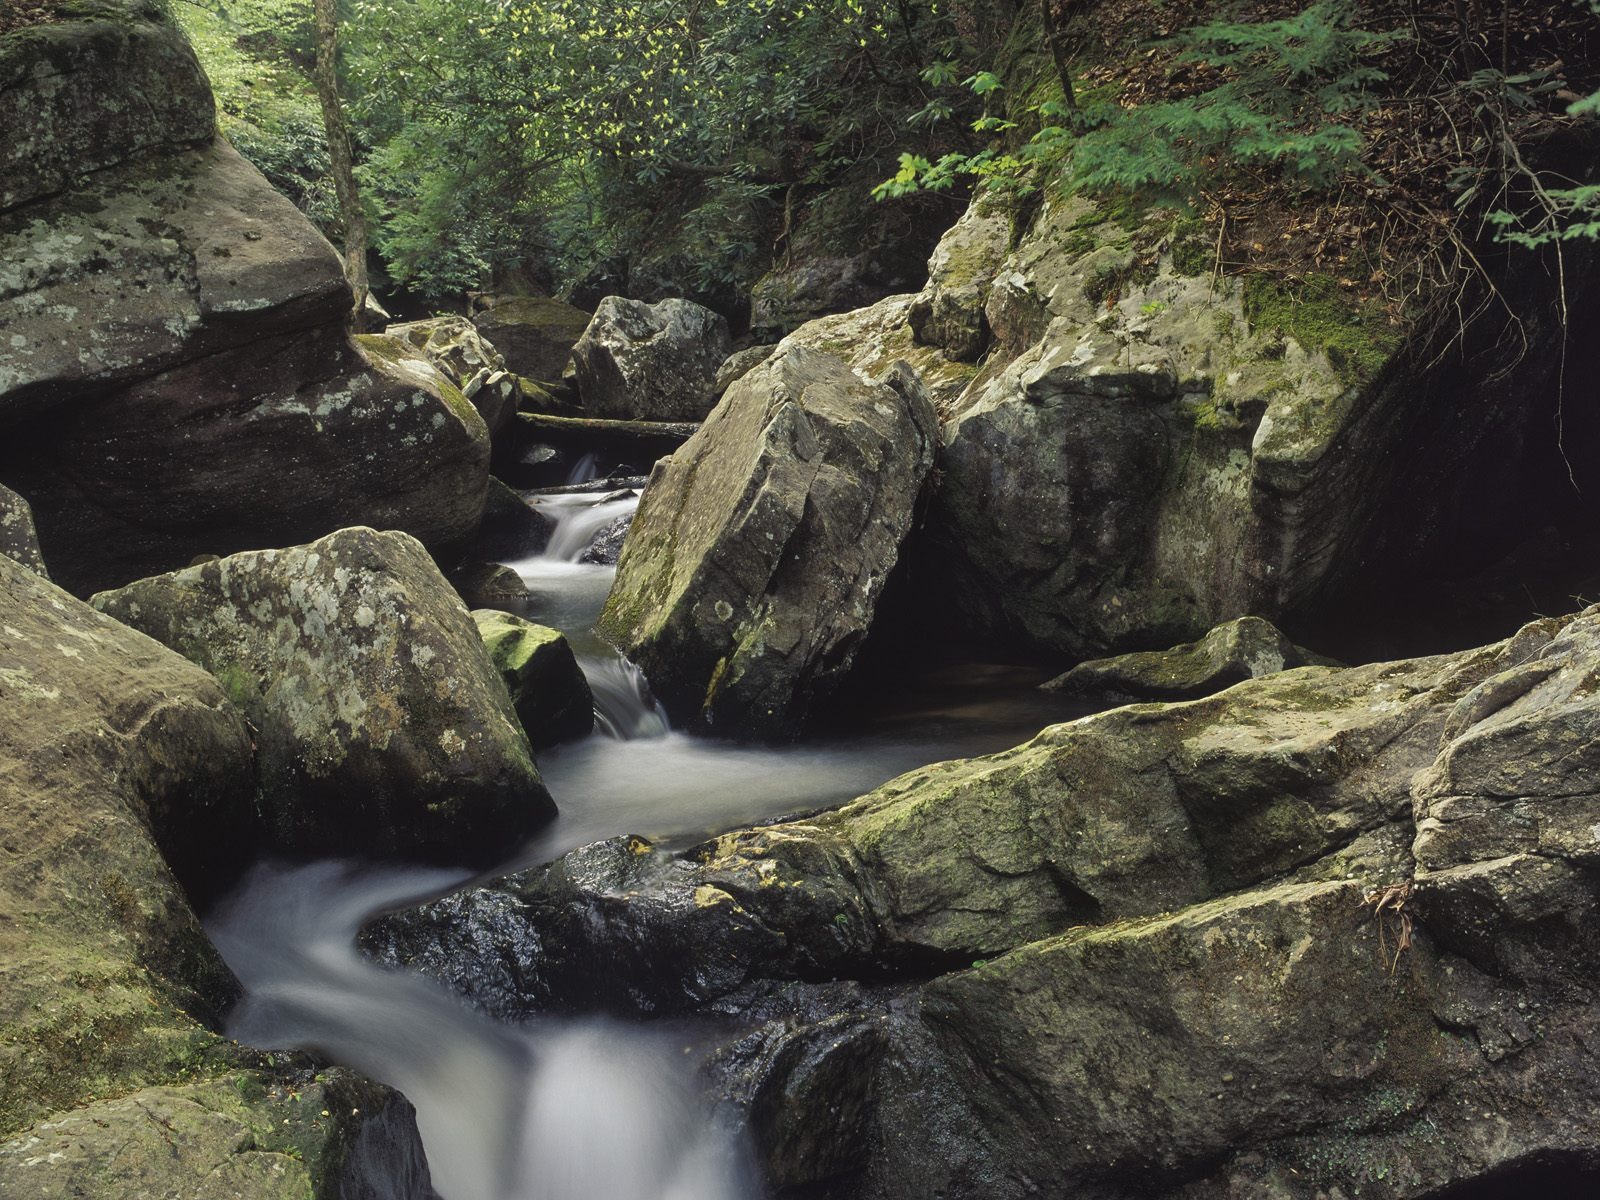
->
<box><xmin>208</xmin><ymin>485</ymin><xmax>1080</xmax><ymax>1200</ymax></box>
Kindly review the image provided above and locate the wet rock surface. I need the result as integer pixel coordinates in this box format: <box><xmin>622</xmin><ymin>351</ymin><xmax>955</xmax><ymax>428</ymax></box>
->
<box><xmin>598</xmin><ymin>345</ymin><xmax>938</xmax><ymax>738</ymax></box>
<box><xmin>92</xmin><ymin>527</ymin><xmax>555</xmax><ymax>865</ymax></box>
<box><xmin>375</xmin><ymin>607</ymin><xmax>1600</xmax><ymax>1199</ymax></box>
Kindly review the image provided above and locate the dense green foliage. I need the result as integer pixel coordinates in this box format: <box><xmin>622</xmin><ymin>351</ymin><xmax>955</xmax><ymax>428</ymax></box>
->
<box><xmin>184</xmin><ymin>0</ymin><xmax>989</xmax><ymax>304</ymax></box>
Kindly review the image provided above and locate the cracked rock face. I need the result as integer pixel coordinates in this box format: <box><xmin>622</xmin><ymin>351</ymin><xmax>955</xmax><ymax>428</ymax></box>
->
<box><xmin>597</xmin><ymin>345</ymin><xmax>938</xmax><ymax>739</ymax></box>
<box><xmin>93</xmin><ymin>527</ymin><xmax>555</xmax><ymax>866</ymax></box>
<box><xmin>570</xmin><ymin>296</ymin><xmax>732</xmax><ymax>421</ymax></box>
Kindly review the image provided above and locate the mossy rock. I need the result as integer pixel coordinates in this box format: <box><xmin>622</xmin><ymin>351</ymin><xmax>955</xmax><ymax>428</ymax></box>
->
<box><xmin>473</xmin><ymin>610</ymin><xmax>594</xmax><ymax>748</ymax></box>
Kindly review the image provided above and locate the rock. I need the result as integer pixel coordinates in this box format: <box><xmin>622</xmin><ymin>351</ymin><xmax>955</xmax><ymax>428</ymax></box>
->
<box><xmin>597</xmin><ymin>346</ymin><xmax>938</xmax><ymax>738</ymax></box>
<box><xmin>0</xmin><ymin>553</ymin><xmax>253</xmax><ymax>1136</ymax></box>
<box><xmin>1042</xmin><ymin>615</ymin><xmax>1336</xmax><ymax>701</ymax></box>
<box><xmin>92</xmin><ymin>527</ymin><xmax>555</xmax><ymax>866</ymax></box>
<box><xmin>0</xmin><ymin>0</ymin><xmax>215</xmax><ymax>212</ymax></box>
<box><xmin>907</xmin><ymin>198</ymin><xmax>1011</xmax><ymax>360</ymax></box>
<box><xmin>472</xmin><ymin>295</ymin><xmax>592</xmax><ymax>381</ymax></box>
<box><xmin>451</xmin><ymin>562</ymin><xmax>531</xmax><ymax>609</ymax></box>
<box><xmin>750</xmin><ymin>255</ymin><xmax>884</xmax><ymax>340</ymax></box>
<box><xmin>473</xmin><ymin>610</ymin><xmax>594</xmax><ymax>748</ymax></box>
<box><xmin>570</xmin><ymin>296</ymin><xmax>732</xmax><ymax>421</ymax></box>
<box><xmin>925</xmin><ymin>190</ymin><xmax>1598</xmax><ymax>660</ymax></box>
<box><xmin>471</xmin><ymin>477</ymin><xmax>554</xmax><ymax>561</ymax></box>
<box><xmin>715</xmin><ymin>344</ymin><xmax>778</xmax><ymax>395</ymax></box>
<box><xmin>383</xmin><ymin>316</ymin><xmax>520</xmax><ymax>438</ymax></box>
<box><xmin>0</xmin><ymin>1071</ymin><xmax>436</xmax><ymax>1200</ymax></box>
<box><xmin>779</xmin><ymin>294</ymin><xmax>979</xmax><ymax>413</ymax></box>
<box><xmin>579</xmin><ymin>512</ymin><xmax>633</xmax><ymax>565</ymax></box>
<box><xmin>7</xmin><ymin>322</ymin><xmax>490</xmax><ymax>595</ymax></box>
<box><xmin>0</xmin><ymin>482</ymin><xmax>47</xmax><ymax>576</ymax></box>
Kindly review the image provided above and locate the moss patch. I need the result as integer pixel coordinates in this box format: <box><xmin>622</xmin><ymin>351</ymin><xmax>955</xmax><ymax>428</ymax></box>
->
<box><xmin>1243</xmin><ymin>273</ymin><xmax>1400</xmax><ymax>387</ymax></box>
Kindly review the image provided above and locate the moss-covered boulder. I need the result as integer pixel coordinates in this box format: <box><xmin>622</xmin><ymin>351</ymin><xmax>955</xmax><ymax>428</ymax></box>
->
<box><xmin>570</xmin><ymin>296</ymin><xmax>732</xmax><ymax>421</ymax></box>
<box><xmin>597</xmin><ymin>345</ymin><xmax>937</xmax><ymax>738</ymax></box>
<box><xmin>92</xmin><ymin>527</ymin><xmax>555</xmax><ymax>866</ymax></box>
<box><xmin>923</xmin><ymin>191</ymin><xmax>1595</xmax><ymax>659</ymax></box>
<box><xmin>0</xmin><ymin>482</ymin><xmax>47</xmax><ymax>576</ymax></box>
<box><xmin>7</xmin><ymin>317</ymin><xmax>490</xmax><ymax>594</ymax></box>
<box><xmin>0</xmin><ymin>0</ymin><xmax>215</xmax><ymax>213</ymax></box>
<box><xmin>0</xmin><ymin>553</ymin><xmax>253</xmax><ymax>1136</ymax></box>
<box><xmin>473</xmin><ymin>610</ymin><xmax>594</xmax><ymax>748</ymax></box>
<box><xmin>472</xmin><ymin>294</ymin><xmax>592</xmax><ymax>381</ymax></box>
<box><xmin>1043</xmin><ymin>615</ymin><xmax>1336</xmax><ymax>702</ymax></box>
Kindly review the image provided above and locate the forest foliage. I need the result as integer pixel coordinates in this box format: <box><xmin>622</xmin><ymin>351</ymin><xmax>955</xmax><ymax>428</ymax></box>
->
<box><xmin>174</xmin><ymin>0</ymin><xmax>1600</xmax><ymax>309</ymax></box>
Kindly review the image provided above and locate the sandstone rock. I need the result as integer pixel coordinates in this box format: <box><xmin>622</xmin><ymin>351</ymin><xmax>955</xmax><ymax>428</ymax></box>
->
<box><xmin>0</xmin><ymin>0</ymin><xmax>215</xmax><ymax>212</ymax></box>
<box><xmin>472</xmin><ymin>295</ymin><xmax>591</xmax><ymax>382</ymax></box>
<box><xmin>0</xmin><ymin>482</ymin><xmax>46</xmax><ymax>576</ymax></box>
<box><xmin>907</xmin><ymin>198</ymin><xmax>1011</xmax><ymax>361</ymax></box>
<box><xmin>92</xmin><ymin>528</ymin><xmax>555</xmax><ymax>865</ymax></box>
<box><xmin>597</xmin><ymin>346</ymin><xmax>937</xmax><ymax>738</ymax></box>
<box><xmin>0</xmin><ymin>137</ymin><xmax>350</xmax><ymax>422</ymax></box>
<box><xmin>0</xmin><ymin>554</ymin><xmax>253</xmax><ymax>1136</ymax></box>
<box><xmin>1042</xmin><ymin>615</ymin><xmax>1335</xmax><ymax>701</ymax></box>
<box><xmin>7</xmin><ymin>323</ymin><xmax>490</xmax><ymax>595</ymax></box>
<box><xmin>383</xmin><ymin>316</ymin><xmax>520</xmax><ymax>438</ymax></box>
<box><xmin>473</xmin><ymin>610</ymin><xmax>594</xmax><ymax>748</ymax></box>
<box><xmin>571</xmin><ymin>296</ymin><xmax>732</xmax><ymax>421</ymax></box>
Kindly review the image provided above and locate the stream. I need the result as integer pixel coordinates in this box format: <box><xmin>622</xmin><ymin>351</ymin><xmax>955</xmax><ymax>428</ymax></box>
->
<box><xmin>206</xmin><ymin>482</ymin><xmax>1080</xmax><ymax>1200</ymax></box>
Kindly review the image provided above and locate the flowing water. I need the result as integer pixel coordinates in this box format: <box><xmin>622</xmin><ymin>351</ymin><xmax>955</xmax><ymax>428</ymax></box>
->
<box><xmin>208</xmin><ymin>483</ymin><xmax>1081</xmax><ymax>1200</ymax></box>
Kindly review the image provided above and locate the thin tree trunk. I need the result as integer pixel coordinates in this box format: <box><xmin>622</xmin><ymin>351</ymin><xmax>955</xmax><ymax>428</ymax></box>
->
<box><xmin>1039</xmin><ymin>0</ymin><xmax>1078</xmax><ymax>113</ymax></box>
<box><xmin>313</xmin><ymin>0</ymin><xmax>370</xmax><ymax>328</ymax></box>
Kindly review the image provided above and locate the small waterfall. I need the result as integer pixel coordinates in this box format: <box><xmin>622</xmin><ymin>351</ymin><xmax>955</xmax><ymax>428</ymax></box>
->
<box><xmin>509</xmin><ymin>485</ymin><xmax>671</xmax><ymax>742</ymax></box>
<box><xmin>564</xmin><ymin>453</ymin><xmax>599</xmax><ymax>486</ymax></box>
<box><xmin>208</xmin><ymin>862</ymin><xmax>757</xmax><ymax>1200</ymax></box>
<box><xmin>588</xmin><ymin>655</ymin><xmax>671</xmax><ymax>740</ymax></box>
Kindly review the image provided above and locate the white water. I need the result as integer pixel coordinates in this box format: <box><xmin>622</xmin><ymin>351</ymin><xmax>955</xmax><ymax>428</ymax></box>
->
<box><xmin>209</xmin><ymin>483</ymin><xmax>1079</xmax><ymax>1200</ymax></box>
<box><xmin>210</xmin><ymin>862</ymin><xmax>754</xmax><ymax>1200</ymax></box>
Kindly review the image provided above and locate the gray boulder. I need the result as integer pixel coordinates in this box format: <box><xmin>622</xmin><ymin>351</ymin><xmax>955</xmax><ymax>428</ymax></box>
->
<box><xmin>92</xmin><ymin>527</ymin><xmax>555</xmax><ymax>865</ymax></box>
<box><xmin>571</xmin><ymin>296</ymin><xmax>732</xmax><ymax>421</ymax></box>
<box><xmin>471</xmin><ymin>294</ymin><xmax>592</xmax><ymax>382</ymax></box>
<box><xmin>907</xmin><ymin>197</ymin><xmax>1010</xmax><ymax>361</ymax></box>
<box><xmin>1042</xmin><ymin>615</ymin><xmax>1335</xmax><ymax>701</ymax></box>
<box><xmin>597</xmin><ymin>346</ymin><xmax>937</xmax><ymax>738</ymax></box>
<box><xmin>714</xmin><ymin>344</ymin><xmax>778</xmax><ymax>396</ymax></box>
<box><xmin>473</xmin><ymin>610</ymin><xmax>594</xmax><ymax>747</ymax></box>
<box><xmin>0</xmin><ymin>483</ymin><xmax>46</xmax><ymax>577</ymax></box>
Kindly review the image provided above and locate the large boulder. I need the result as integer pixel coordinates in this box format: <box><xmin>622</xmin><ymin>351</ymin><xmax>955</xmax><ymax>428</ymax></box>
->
<box><xmin>473</xmin><ymin>610</ymin><xmax>594</xmax><ymax>748</ymax></box>
<box><xmin>0</xmin><ymin>8</ymin><xmax>493</xmax><ymax>595</ymax></box>
<box><xmin>471</xmin><ymin>294</ymin><xmax>592</xmax><ymax>382</ymax></box>
<box><xmin>907</xmin><ymin>197</ymin><xmax>1011</xmax><ymax>361</ymax></box>
<box><xmin>5</xmin><ymin>321</ymin><xmax>490</xmax><ymax>594</ymax></box>
<box><xmin>92</xmin><ymin>527</ymin><xmax>555</xmax><ymax>865</ymax></box>
<box><xmin>0</xmin><ymin>482</ymin><xmax>47</xmax><ymax>576</ymax></box>
<box><xmin>570</xmin><ymin>296</ymin><xmax>732</xmax><ymax>421</ymax></box>
<box><xmin>0</xmin><ymin>0</ymin><xmax>215</xmax><ymax>213</ymax></box>
<box><xmin>924</xmin><ymin>191</ymin><xmax>1599</xmax><ymax>660</ymax></box>
<box><xmin>597</xmin><ymin>345</ymin><xmax>938</xmax><ymax>738</ymax></box>
<box><xmin>0</xmin><ymin>554</ymin><xmax>254</xmax><ymax>1137</ymax></box>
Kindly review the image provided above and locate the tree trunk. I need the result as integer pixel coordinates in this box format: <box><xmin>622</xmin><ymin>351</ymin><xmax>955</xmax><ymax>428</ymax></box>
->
<box><xmin>1040</xmin><ymin>0</ymin><xmax>1078</xmax><ymax>113</ymax></box>
<box><xmin>312</xmin><ymin>0</ymin><xmax>370</xmax><ymax>328</ymax></box>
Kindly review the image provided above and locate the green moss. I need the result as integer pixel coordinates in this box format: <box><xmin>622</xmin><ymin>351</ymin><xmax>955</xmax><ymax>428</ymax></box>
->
<box><xmin>1170</xmin><ymin>217</ymin><xmax>1213</xmax><ymax>276</ymax></box>
<box><xmin>1242</xmin><ymin>273</ymin><xmax>1400</xmax><ymax>387</ymax></box>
